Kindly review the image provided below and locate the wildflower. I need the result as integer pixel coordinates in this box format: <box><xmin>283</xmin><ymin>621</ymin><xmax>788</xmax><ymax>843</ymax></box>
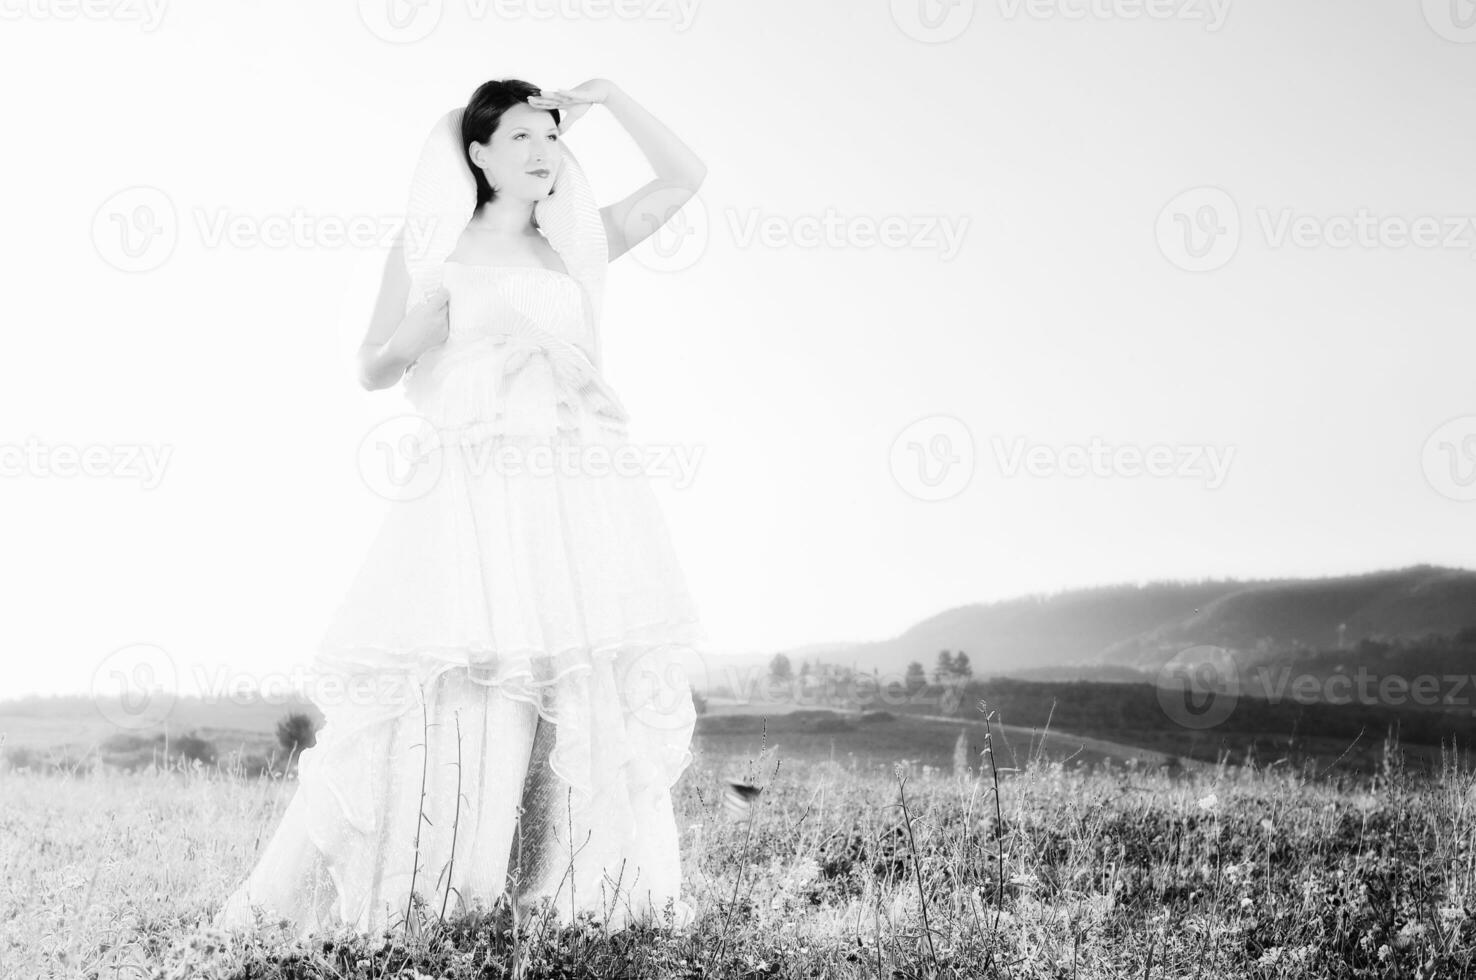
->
<box><xmin>1197</xmin><ymin>793</ymin><xmax>1218</xmax><ymax>811</ymax></box>
<box><xmin>1260</xmin><ymin>818</ymin><xmax>1274</xmax><ymax>833</ymax></box>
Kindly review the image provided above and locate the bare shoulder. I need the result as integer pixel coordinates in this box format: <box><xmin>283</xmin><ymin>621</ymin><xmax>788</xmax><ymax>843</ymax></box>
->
<box><xmin>444</xmin><ymin>224</ymin><xmax>481</xmax><ymax>265</ymax></box>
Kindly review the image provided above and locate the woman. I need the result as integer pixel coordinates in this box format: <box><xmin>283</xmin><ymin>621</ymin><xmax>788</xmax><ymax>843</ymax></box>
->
<box><xmin>213</xmin><ymin>78</ymin><xmax>711</xmax><ymax>939</ymax></box>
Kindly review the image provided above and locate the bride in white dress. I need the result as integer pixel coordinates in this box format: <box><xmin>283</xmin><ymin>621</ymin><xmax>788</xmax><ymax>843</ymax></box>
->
<box><xmin>213</xmin><ymin>78</ymin><xmax>711</xmax><ymax>939</ymax></box>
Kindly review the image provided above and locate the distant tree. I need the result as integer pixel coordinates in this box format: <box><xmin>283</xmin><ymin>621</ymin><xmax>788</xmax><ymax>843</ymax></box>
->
<box><xmin>769</xmin><ymin>652</ymin><xmax>793</xmax><ymax>683</ymax></box>
<box><xmin>952</xmin><ymin>651</ymin><xmax>973</xmax><ymax>681</ymax></box>
<box><xmin>799</xmin><ymin>661</ymin><xmax>811</xmax><ymax>679</ymax></box>
<box><xmin>173</xmin><ymin>732</ymin><xmax>217</xmax><ymax>766</ymax></box>
<box><xmin>905</xmin><ymin>661</ymin><xmax>927</xmax><ymax>693</ymax></box>
<box><xmin>276</xmin><ymin>712</ymin><xmax>317</xmax><ymax>759</ymax></box>
<box><xmin>1356</xmin><ymin>637</ymin><xmax>1393</xmax><ymax>658</ymax></box>
<box><xmin>934</xmin><ymin>650</ymin><xmax>956</xmax><ymax>684</ymax></box>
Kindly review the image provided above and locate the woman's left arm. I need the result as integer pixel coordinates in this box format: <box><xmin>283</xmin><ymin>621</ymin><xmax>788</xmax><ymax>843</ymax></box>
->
<box><xmin>533</xmin><ymin>80</ymin><xmax>707</xmax><ymax>262</ymax></box>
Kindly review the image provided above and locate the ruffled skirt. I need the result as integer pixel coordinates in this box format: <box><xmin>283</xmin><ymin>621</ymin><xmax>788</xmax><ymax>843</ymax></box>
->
<box><xmin>214</xmin><ymin>345</ymin><xmax>706</xmax><ymax>939</ymax></box>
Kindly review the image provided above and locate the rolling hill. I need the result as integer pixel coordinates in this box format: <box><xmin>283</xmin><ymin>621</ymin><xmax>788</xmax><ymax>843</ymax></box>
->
<box><xmin>780</xmin><ymin>565</ymin><xmax>1476</xmax><ymax>682</ymax></box>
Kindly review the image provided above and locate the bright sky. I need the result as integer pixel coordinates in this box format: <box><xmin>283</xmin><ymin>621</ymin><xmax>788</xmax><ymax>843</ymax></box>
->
<box><xmin>1</xmin><ymin>0</ymin><xmax>1472</xmax><ymax>698</ymax></box>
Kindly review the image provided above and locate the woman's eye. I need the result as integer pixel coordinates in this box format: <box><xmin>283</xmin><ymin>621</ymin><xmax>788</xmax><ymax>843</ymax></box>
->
<box><xmin>514</xmin><ymin>133</ymin><xmax>526</xmax><ymax>140</ymax></box>
<box><xmin>547</xmin><ymin>133</ymin><xmax>559</xmax><ymax>141</ymax></box>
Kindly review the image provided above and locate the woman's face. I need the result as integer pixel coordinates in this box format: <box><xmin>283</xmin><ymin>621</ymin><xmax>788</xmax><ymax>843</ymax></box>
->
<box><xmin>468</xmin><ymin>102</ymin><xmax>562</xmax><ymax>201</ymax></box>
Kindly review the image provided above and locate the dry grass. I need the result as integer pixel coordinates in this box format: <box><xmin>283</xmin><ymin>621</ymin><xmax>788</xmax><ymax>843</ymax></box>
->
<box><xmin>4</xmin><ymin>726</ymin><xmax>1476</xmax><ymax>979</ymax></box>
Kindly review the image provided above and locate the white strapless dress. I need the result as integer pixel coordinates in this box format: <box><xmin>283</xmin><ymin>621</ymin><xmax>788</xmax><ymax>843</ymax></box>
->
<box><xmin>213</xmin><ymin>262</ymin><xmax>707</xmax><ymax>939</ymax></box>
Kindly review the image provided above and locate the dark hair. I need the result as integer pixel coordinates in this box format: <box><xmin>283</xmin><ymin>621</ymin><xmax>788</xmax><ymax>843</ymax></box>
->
<box><xmin>461</xmin><ymin>79</ymin><xmax>561</xmax><ymax>210</ymax></box>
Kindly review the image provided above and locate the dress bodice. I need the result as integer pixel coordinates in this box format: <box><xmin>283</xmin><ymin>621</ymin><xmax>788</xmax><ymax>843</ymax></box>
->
<box><xmin>443</xmin><ymin>261</ymin><xmax>596</xmax><ymax>363</ymax></box>
<box><xmin>401</xmin><ymin>261</ymin><xmax>629</xmax><ymax>446</ymax></box>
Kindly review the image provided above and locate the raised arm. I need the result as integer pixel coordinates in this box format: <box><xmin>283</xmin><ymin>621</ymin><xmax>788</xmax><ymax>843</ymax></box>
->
<box><xmin>530</xmin><ymin>80</ymin><xmax>707</xmax><ymax>263</ymax></box>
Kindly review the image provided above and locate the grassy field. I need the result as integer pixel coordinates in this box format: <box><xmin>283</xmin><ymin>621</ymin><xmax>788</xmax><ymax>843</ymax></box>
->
<box><xmin>4</xmin><ymin>711</ymin><xmax>1476</xmax><ymax>979</ymax></box>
